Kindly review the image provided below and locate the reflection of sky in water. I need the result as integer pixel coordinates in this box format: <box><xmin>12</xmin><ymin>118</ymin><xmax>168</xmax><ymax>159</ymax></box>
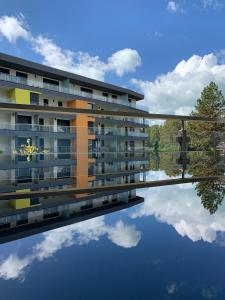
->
<box><xmin>0</xmin><ymin>171</ymin><xmax>225</xmax><ymax>299</ymax></box>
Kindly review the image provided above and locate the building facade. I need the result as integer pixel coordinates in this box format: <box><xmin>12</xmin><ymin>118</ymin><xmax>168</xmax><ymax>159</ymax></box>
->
<box><xmin>0</xmin><ymin>52</ymin><xmax>148</xmax><ymax>233</ymax></box>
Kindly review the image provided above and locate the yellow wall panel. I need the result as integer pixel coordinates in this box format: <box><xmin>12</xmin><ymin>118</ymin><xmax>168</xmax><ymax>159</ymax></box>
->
<box><xmin>9</xmin><ymin>189</ymin><xmax>31</xmax><ymax>209</ymax></box>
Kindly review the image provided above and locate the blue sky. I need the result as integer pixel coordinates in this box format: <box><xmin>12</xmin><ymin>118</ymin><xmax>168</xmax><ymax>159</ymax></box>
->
<box><xmin>0</xmin><ymin>0</ymin><xmax>225</xmax><ymax>114</ymax></box>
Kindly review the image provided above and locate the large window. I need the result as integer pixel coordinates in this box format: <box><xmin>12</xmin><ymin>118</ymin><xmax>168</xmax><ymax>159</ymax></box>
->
<box><xmin>57</xmin><ymin>139</ymin><xmax>71</xmax><ymax>159</ymax></box>
<box><xmin>0</xmin><ymin>67</ymin><xmax>9</xmax><ymax>74</ymax></box>
<box><xmin>16</xmin><ymin>71</ymin><xmax>27</xmax><ymax>79</ymax></box>
<box><xmin>16</xmin><ymin>71</ymin><xmax>28</xmax><ymax>84</ymax></box>
<box><xmin>81</xmin><ymin>87</ymin><xmax>93</xmax><ymax>94</ymax></box>
<box><xmin>43</xmin><ymin>78</ymin><xmax>59</xmax><ymax>86</ymax></box>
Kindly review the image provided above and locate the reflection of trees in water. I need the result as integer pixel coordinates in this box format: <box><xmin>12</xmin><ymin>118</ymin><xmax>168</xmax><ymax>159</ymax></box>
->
<box><xmin>188</xmin><ymin>151</ymin><xmax>225</xmax><ymax>214</ymax></box>
<box><xmin>148</xmin><ymin>82</ymin><xmax>225</xmax><ymax>214</ymax></box>
<box><xmin>149</xmin><ymin>150</ymin><xmax>225</xmax><ymax>214</ymax></box>
<box><xmin>149</xmin><ymin>152</ymin><xmax>182</xmax><ymax>177</ymax></box>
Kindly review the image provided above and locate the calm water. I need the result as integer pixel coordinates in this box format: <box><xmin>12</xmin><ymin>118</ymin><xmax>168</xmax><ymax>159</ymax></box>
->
<box><xmin>0</xmin><ymin>152</ymin><xmax>225</xmax><ymax>300</ymax></box>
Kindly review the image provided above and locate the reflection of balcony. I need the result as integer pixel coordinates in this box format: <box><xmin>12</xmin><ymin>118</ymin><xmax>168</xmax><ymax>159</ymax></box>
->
<box><xmin>0</xmin><ymin>73</ymin><xmax>142</xmax><ymax>108</ymax></box>
<box><xmin>88</xmin><ymin>151</ymin><xmax>148</xmax><ymax>162</ymax></box>
<box><xmin>0</xmin><ymin>152</ymin><xmax>75</xmax><ymax>169</ymax></box>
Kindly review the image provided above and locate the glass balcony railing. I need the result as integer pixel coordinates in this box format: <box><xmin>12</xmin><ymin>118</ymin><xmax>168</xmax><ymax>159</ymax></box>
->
<box><xmin>88</xmin><ymin>151</ymin><xmax>148</xmax><ymax>160</ymax></box>
<box><xmin>0</xmin><ymin>123</ymin><xmax>76</xmax><ymax>133</ymax></box>
<box><xmin>0</xmin><ymin>73</ymin><xmax>142</xmax><ymax>108</ymax></box>
<box><xmin>88</xmin><ymin>127</ymin><xmax>148</xmax><ymax>137</ymax></box>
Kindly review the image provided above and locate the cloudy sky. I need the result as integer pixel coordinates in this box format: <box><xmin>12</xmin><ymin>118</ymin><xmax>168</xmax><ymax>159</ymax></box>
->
<box><xmin>0</xmin><ymin>0</ymin><xmax>225</xmax><ymax>114</ymax></box>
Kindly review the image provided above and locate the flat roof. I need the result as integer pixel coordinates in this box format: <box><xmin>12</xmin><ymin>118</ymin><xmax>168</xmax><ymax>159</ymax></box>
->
<box><xmin>0</xmin><ymin>52</ymin><xmax>144</xmax><ymax>100</ymax></box>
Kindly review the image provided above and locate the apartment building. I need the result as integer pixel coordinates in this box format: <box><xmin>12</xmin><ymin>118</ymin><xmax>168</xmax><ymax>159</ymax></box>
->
<box><xmin>0</xmin><ymin>52</ymin><xmax>149</xmax><ymax>216</ymax></box>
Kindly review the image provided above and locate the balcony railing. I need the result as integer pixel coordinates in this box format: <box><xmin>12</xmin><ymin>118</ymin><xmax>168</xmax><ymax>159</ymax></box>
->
<box><xmin>89</xmin><ymin>127</ymin><xmax>148</xmax><ymax>137</ymax></box>
<box><xmin>88</xmin><ymin>151</ymin><xmax>148</xmax><ymax>160</ymax></box>
<box><xmin>0</xmin><ymin>73</ymin><xmax>140</xmax><ymax>108</ymax></box>
<box><xmin>0</xmin><ymin>123</ymin><xmax>76</xmax><ymax>133</ymax></box>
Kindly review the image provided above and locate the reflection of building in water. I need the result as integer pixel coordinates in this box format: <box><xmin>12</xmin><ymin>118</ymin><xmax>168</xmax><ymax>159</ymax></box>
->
<box><xmin>0</xmin><ymin>53</ymin><xmax>149</xmax><ymax>192</ymax></box>
<box><xmin>0</xmin><ymin>190</ymin><xmax>144</xmax><ymax>244</ymax></box>
<box><xmin>0</xmin><ymin>52</ymin><xmax>148</xmax><ymax>241</ymax></box>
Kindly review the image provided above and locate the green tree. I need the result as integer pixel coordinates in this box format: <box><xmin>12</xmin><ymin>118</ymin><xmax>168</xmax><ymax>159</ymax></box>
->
<box><xmin>146</xmin><ymin>125</ymin><xmax>160</xmax><ymax>151</ymax></box>
<box><xmin>159</xmin><ymin>120</ymin><xmax>181</xmax><ymax>152</ymax></box>
<box><xmin>188</xmin><ymin>82</ymin><xmax>225</xmax><ymax>150</ymax></box>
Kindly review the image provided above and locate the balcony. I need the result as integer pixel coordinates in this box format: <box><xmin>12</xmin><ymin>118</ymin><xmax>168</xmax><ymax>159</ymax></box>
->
<box><xmin>0</xmin><ymin>123</ymin><xmax>76</xmax><ymax>134</ymax></box>
<box><xmin>90</xmin><ymin>127</ymin><xmax>148</xmax><ymax>138</ymax></box>
<box><xmin>0</xmin><ymin>73</ymin><xmax>140</xmax><ymax>108</ymax></box>
<box><xmin>88</xmin><ymin>150</ymin><xmax>148</xmax><ymax>161</ymax></box>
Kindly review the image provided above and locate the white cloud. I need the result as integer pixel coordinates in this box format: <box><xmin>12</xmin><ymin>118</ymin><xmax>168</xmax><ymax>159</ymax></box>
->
<box><xmin>201</xmin><ymin>0</ymin><xmax>223</xmax><ymax>9</ymax></box>
<box><xmin>0</xmin><ymin>15</ymin><xmax>141</xmax><ymax>81</ymax></box>
<box><xmin>0</xmin><ymin>14</ymin><xmax>30</xmax><ymax>43</ymax></box>
<box><xmin>167</xmin><ymin>1</ymin><xmax>182</xmax><ymax>13</ymax></box>
<box><xmin>0</xmin><ymin>216</ymin><xmax>141</xmax><ymax>281</ymax></box>
<box><xmin>33</xmin><ymin>38</ymin><xmax>141</xmax><ymax>80</ymax></box>
<box><xmin>132</xmin><ymin>180</ymin><xmax>225</xmax><ymax>243</ymax></box>
<box><xmin>132</xmin><ymin>53</ymin><xmax>225</xmax><ymax>114</ymax></box>
<box><xmin>107</xmin><ymin>49</ymin><xmax>141</xmax><ymax>77</ymax></box>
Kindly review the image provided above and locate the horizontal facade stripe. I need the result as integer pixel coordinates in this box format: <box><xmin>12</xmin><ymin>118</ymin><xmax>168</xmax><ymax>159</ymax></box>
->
<box><xmin>0</xmin><ymin>52</ymin><xmax>143</xmax><ymax>100</ymax></box>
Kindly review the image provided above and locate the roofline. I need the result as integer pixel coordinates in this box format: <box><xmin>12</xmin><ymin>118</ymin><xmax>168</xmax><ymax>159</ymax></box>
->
<box><xmin>0</xmin><ymin>52</ymin><xmax>144</xmax><ymax>100</ymax></box>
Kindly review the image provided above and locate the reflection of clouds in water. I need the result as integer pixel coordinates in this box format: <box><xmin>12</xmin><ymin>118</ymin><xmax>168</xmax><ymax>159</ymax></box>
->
<box><xmin>145</xmin><ymin>170</ymin><xmax>174</xmax><ymax>182</ymax></box>
<box><xmin>107</xmin><ymin>221</ymin><xmax>141</xmax><ymax>248</ymax></box>
<box><xmin>134</xmin><ymin>183</ymin><xmax>225</xmax><ymax>243</ymax></box>
<box><xmin>0</xmin><ymin>254</ymin><xmax>31</xmax><ymax>281</ymax></box>
<box><xmin>0</xmin><ymin>217</ymin><xmax>141</xmax><ymax>281</ymax></box>
<box><xmin>167</xmin><ymin>282</ymin><xmax>178</xmax><ymax>295</ymax></box>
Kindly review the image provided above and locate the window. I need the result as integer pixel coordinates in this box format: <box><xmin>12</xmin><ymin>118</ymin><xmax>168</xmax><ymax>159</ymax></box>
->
<box><xmin>30</xmin><ymin>93</ymin><xmax>39</xmax><ymax>105</ymax></box>
<box><xmin>102</xmin><ymin>92</ymin><xmax>108</xmax><ymax>97</ymax></box>
<box><xmin>58</xmin><ymin>101</ymin><xmax>63</xmax><ymax>107</ymax></box>
<box><xmin>30</xmin><ymin>198</ymin><xmax>39</xmax><ymax>206</ymax></box>
<box><xmin>112</xmin><ymin>95</ymin><xmax>118</xmax><ymax>99</ymax></box>
<box><xmin>43</xmin><ymin>99</ymin><xmax>49</xmax><ymax>106</ymax></box>
<box><xmin>43</xmin><ymin>78</ymin><xmax>59</xmax><ymax>86</ymax></box>
<box><xmin>16</xmin><ymin>213</ymin><xmax>28</xmax><ymax>225</ymax></box>
<box><xmin>0</xmin><ymin>67</ymin><xmax>9</xmax><ymax>74</ymax></box>
<box><xmin>16</xmin><ymin>71</ymin><xmax>27</xmax><ymax>79</ymax></box>
<box><xmin>81</xmin><ymin>87</ymin><xmax>93</xmax><ymax>94</ymax></box>
<box><xmin>130</xmin><ymin>127</ymin><xmax>135</xmax><ymax>132</ymax></box>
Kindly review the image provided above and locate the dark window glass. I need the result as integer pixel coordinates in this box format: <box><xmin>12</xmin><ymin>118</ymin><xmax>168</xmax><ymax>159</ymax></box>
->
<box><xmin>43</xmin><ymin>78</ymin><xmax>59</xmax><ymax>86</ymax></box>
<box><xmin>39</xmin><ymin>118</ymin><xmax>44</xmax><ymax>125</ymax></box>
<box><xmin>44</xmin><ymin>99</ymin><xmax>49</xmax><ymax>106</ymax></box>
<box><xmin>0</xmin><ymin>67</ymin><xmax>9</xmax><ymax>74</ymax></box>
<box><xmin>57</xmin><ymin>139</ymin><xmax>71</xmax><ymax>159</ymax></box>
<box><xmin>30</xmin><ymin>93</ymin><xmax>39</xmax><ymax>105</ymax></box>
<box><xmin>102</xmin><ymin>92</ymin><xmax>108</xmax><ymax>97</ymax></box>
<box><xmin>57</xmin><ymin>119</ymin><xmax>70</xmax><ymax>127</ymax></box>
<box><xmin>16</xmin><ymin>168</ymin><xmax>32</xmax><ymax>183</ymax></box>
<box><xmin>17</xmin><ymin>115</ymin><xmax>32</xmax><ymax>124</ymax></box>
<box><xmin>112</xmin><ymin>95</ymin><xmax>118</xmax><ymax>99</ymax></box>
<box><xmin>80</xmin><ymin>87</ymin><xmax>93</xmax><ymax>94</ymax></box>
<box><xmin>58</xmin><ymin>101</ymin><xmax>63</xmax><ymax>107</ymax></box>
<box><xmin>16</xmin><ymin>71</ymin><xmax>27</xmax><ymax>79</ymax></box>
<box><xmin>30</xmin><ymin>198</ymin><xmax>39</xmax><ymax>206</ymax></box>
